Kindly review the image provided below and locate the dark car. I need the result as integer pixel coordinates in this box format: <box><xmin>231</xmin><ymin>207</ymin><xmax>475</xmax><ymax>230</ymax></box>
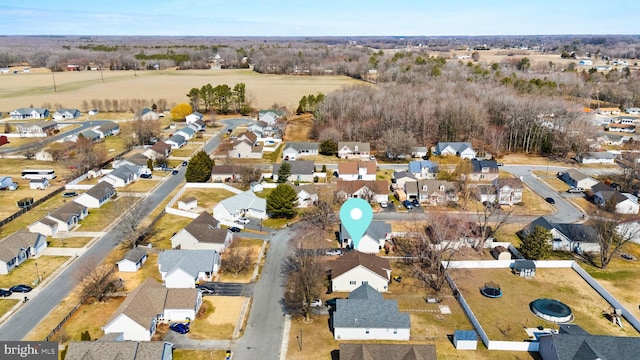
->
<box><xmin>172</xmin><ymin>169</ymin><xmax>179</xmax><ymax>175</ymax></box>
<box><xmin>182</xmin><ymin>160</ymin><xmax>188</xmax><ymax>166</ymax></box>
<box><xmin>402</xmin><ymin>200</ymin><xmax>413</xmax><ymax>209</ymax></box>
<box><xmin>197</xmin><ymin>283</ymin><xmax>217</xmax><ymax>295</ymax></box>
<box><xmin>169</xmin><ymin>323</ymin><xmax>189</xmax><ymax>334</ymax></box>
<box><xmin>10</xmin><ymin>284</ymin><xmax>32</xmax><ymax>293</ymax></box>
<box><xmin>228</xmin><ymin>226</ymin><xmax>241</xmax><ymax>233</ymax></box>
<box><xmin>545</xmin><ymin>197</ymin><xmax>555</xmax><ymax>204</ymax></box>
<box><xmin>140</xmin><ymin>173</ymin><xmax>152</xmax><ymax>179</ymax></box>
<box><xmin>324</xmin><ymin>297</ymin><xmax>344</xmax><ymax>308</ymax></box>
<box><xmin>411</xmin><ymin>199</ymin><xmax>421</xmax><ymax>207</ymax></box>
<box><xmin>0</xmin><ymin>289</ymin><xmax>11</xmax><ymax>297</ymax></box>
<box><xmin>62</xmin><ymin>191</ymin><xmax>78</xmax><ymax>198</ymax></box>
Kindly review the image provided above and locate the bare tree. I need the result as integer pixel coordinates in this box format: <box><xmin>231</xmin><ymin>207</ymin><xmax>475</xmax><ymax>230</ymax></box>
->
<box><xmin>591</xmin><ymin>216</ymin><xmax>639</xmax><ymax>269</ymax></box>
<box><xmin>236</xmin><ymin>165</ymin><xmax>262</xmax><ymax>189</ymax></box>
<box><xmin>282</xmin><ymin>250</ymin><xmax>326</xmax><ymax>321</ymax></box>
<box><xmin>76</xmin><ymin>256</ymin><xmax>118</xmax><ymax>303</ymax></box>
<box><xmin>471</xmin><ymin>202</ymin><xmax>514</xmax><ymax>252</ymax></box>
<box><xmin>115</xmin><ymin>196</ymin><xmax>149</xmax><ymax>249</ymax></box>
<box><xmin>222</xmin><ymin>246</ymin><xmax>253</xmax><ymax>276</ymax></box>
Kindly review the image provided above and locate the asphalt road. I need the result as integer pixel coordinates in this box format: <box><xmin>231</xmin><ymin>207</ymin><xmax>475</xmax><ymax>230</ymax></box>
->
<box><xmin>0</xmin><ymin>118</ymin><xmax>249</xmax><ymax>341</ymax></box>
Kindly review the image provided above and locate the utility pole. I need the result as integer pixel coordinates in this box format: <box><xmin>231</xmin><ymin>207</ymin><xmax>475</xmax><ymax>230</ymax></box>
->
<box><xmin>51</xmin><ymin>68</ymin><xmax>57</xmax><ymax>92</ymax></box>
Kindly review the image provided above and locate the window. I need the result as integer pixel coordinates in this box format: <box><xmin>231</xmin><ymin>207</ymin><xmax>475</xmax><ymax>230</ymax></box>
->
<box><xmin>350</xmin><ymin>281</ymin><xmax>356</xmax><ymax>285</ymax></box>
<box><xmin>365</xmin><ymin>328</ymin><xmax>369</xmax><ymax>334</ymax></box>
<box><xmin>362</xmin><ymin>281</ymin><xmax>368</xmax><ymax>285</ymax></box>
<box><xmin>394</xmin><ymin>329</ymin><xmax>397</xmax><ymax>334</ymax></box>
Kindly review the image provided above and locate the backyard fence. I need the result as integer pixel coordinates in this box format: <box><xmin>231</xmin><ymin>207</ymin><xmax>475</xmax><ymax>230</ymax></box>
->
<box><xmin>0</xmin><ymin>187</ymin><xmax>64</xmax><ymax>228</ymax></box>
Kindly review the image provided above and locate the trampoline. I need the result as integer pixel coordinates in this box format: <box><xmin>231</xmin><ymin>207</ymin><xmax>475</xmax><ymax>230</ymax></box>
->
<box><xmin>480</xmin><ymin>282</ymin><xmax>502</xmax><ymax>298</ymax></box>
<box><xmin>530</xmin><ymin>298</ymin><xmax>573</xmax><ymax>323</ymax></box>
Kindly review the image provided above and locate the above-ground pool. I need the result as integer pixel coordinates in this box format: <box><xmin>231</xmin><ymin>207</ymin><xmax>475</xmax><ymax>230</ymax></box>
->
<box><xmin>530</xmin><ymin>298</ymin><xmax>573</xmax><ymax>323</ymax></box>
<box><xmin>480</xmin><ymin>284</ymin><xmax>502</xmax><ymax>298</ymax></box>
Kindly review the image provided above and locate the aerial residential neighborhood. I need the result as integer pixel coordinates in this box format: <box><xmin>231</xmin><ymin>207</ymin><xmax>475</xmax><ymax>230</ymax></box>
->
<box><xmin>1</xmin><ymin>12</ymin><xmax>640</xmax><ymax>360</ymax></box>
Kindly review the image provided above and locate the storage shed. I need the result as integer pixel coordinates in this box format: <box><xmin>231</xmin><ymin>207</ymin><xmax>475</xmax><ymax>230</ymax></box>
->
<box><xmin>453</xmin><ymin>330</ymin><xmax>478</xmax><ymax>350</ymax></box>
<box><xmin>491</xmin><ymin>245</ymin><xmax>512</xmax><ymax>260</ymax></box>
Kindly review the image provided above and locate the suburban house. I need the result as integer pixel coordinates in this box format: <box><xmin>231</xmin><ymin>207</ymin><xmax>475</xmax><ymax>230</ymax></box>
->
<box><xmin>157</xmin><ymin>250</ymin><xmax>221</xmax><ymax>288</ymax></box>
<box><xmin>291</xmin><ymin>183</ymin><xmax>319</xmax><ymax>208</ymax></box>
<box><xmin>116</xmin><ymin>153</ymin><xmax>151</xmax><ymax>169</ymax></box>
<box><xmin>626</xmin><ymin>107</ymin><xmax>640</xmax><ymax>115</ymax></box>
<box><xmin>29</xmin><ymin>178</ymin><xmax>49</xmax><ymax>190</ymax></box>
<box><xmin>10</xmin><ymin>107</ymin><xmax>50</xmax><ymax>120</ymax></box>
<box><xmin>469</xmin><ymin>159</ymin><xmax>499</xmax><ymax>182</ymax></box>
<box><xmin>340</xmin><ymin>221</ymin><xmax>392</xmax><ymax>253</ymax></box>
<box><xmin>45</xmin><ymin>201</ymin><xmax>88</xmax><ymax>232</ymax></box>
<box><xmin>143</xmin><ymin>141</ymin><xmax>172</xmax><ymax>160</ymax></box>
<box><xmin>0</xmin><ymin>176</ymin><xmax>17</xmax><ymax>190</ymax></box>
<box><xmin>65</xmin><ymin>340</ymin><xmax>173</xmax><ymax>360</ymax></box>
<box><xmin>140</xmin><ymin>109</ymin><xmax>160</xmax><ymax>121</ymax></box>
<box><xmin>187</xmin><ymin>119</ymin><xmax>206</xmax><ymax>132</ymax></box>
<box><xmin>538</xmin><ymin>324</ymin><xmax>640</xmax><ymax>360</ymax></box>
<box><xmin>185</xmin><ymin>112</ymin><xmax>203</xmax><ymax>124</ymax></box>
<box><xmin>434</xmin><ymin>142</ymin><xmax>476</xmax><ymax>159</ymax></box>
<box><xmin>404</xmin><ymin>181</ymin><xmax>419</xmax><ymax>200</ymax></box>
<box><xmin>579</xmin><ymin>151</ymin><xmax>616</xmax><ymax>164</ymax></box>
<box><xmin>165</xmin><ymin>134</ymin><xmax>186</xmax><ymax>149</ymax></box>
<box><xmin>79</xmin><ymin>129</ymin><xmax>102</xmax><ymax>143</ymax></box>
<box><xmin>411</xmin><ymin>146</ymin><xmax>429</xmax><ymax>158</ymax></box>
<box><xmin>272</xmin><ymin>160</ymin><xmax>315</xmax><ymax>182</ymax></box>
<box><xmin>594</xmin><ymin>190</ymin><xmax>640</xmax><ymax>214</ymax></box>
<box><xmin>27</xmin><ymin>217</ymin><xmax>58</xmax><ymax>236</ymax></box>
<box><xmin>416</xmin><ymin>180</ymin><xmax>459</xmax><ymax>205</ymax></box>
<box><xmin>176</xmin><ymin>126</ymin><xmax>195</xmax><ymax>141</ymax></box>
<box><xmin>493</xmin><ymin>178</ymin><xmax>524</xmax><ymax>205</ymax></box>
<box><xmin>608</xmin><ymin>123</ymin><xmax>635</xmax><ymax>133</ymax></box>
<box><xmin>597</xmin><ymin>134</ymin><xmax>624</xmax><ymax>146</ymax></box>
<box><xmin>558</xmin><ymin>169</ymin><xmax>599</xmax><ymax>190</ymax></box>
<box><xmin>281</xmin><ymin>142</ymin><xmax>318</xmax><ymax>161</ymax></box>
<box><xmin>328</xmin><ymin>252</ymin><xmax>391</xmax><ymax>293</ymax></box>
<box><xmin>116</xmin><ymin>247</ymin><xmax>149</xmax><ymax>272</ymax></box>
<box><xmin>213</xmin><ymin>190</ymin><xmax>267</xmax><ymax>223</ymax></box>
<box><xmin>337</xmin><ymin>142</ymin><xmax>371</xmax><ymax>159</ymax></box>
<box><xmin>94</xmin><ymin>121</ymin><xmax>121</xmax><ymax>138</ymax></box>
<box><xmin>170</xmin><ymin>212</ymin><xmax>233</xmax><ymax>252</ymax></box>
<box><xmin>237</xmin><ymin>130</ymin><xmax>258</xmax><ymax>144</ymax></box>
<box><xmin>257</xmin><ymin>110</ymin><xmax>284</xmax><ymax>125</ymax></box>
<box><xmin>52</xmin><ymin>108</ymin><xmax>81</xmax><ymax>120</ymax></box>
<box><xmin>518</xmin><ymin>217</ymin><xmax>601</xmax><ymax>253</ymax></box>
<box><xmin>333</xmin><ymin>284</ymin><xmax>410</xmax><ymax>341</ymax></box>
<box><xmin>336</xmin><ymin>180</ymin><xmax>389</xmax><ymax>204</ymax></box>
<box><xmin>228</xmin><ymin>139</ymin><xmax>263</xmax><ymax>159</ymax></box>
<box><xmin>103</xmin><ymin>278</ymin><xmax>202</xmax><ymax>341</ymax></box>
<box><xmin>73</xmin><ymin>182</ymin><xmax>116</xmax><ymax>208</ymax></box>
<box><xmin>408</xmin><ymin>160</ymin><xmax>438</xmax><ymax>179</ymax></box>
<box><xmin>339</xmin><ymin>344</ymin><xmax>436</xmax><ymax>360</ymax></box>
<box><xmin>100</xmin><ymin>164</ymin><xmax>140</xmax><ymax>188</ymax></box>
<box><xmin>338</xmin><ymin>161</ymin><xmax>377</xmax><ymax>181</ymax></box>
<box><xmin>211</xmin><ymin>165</ymin><xmax>243</xmax><ymax>183</ymax></box>
<box><xmin>476</xmin><ymin>184</ymin><xmax>497</xmax><ymax>204</ymax></box>
<box><xmin>16</xmin><ymin>121</ymin><xmax>58</xmax><ymax>136</ymax></box>
<box><xmin>392</xmin><ymin>171</ymin><xmax>417</xmax><ymax>190</ymax></box>
<box><xmin>0</xmin><ymin>231</ymin><xmax>47</xmax><ymax>275</ymax></box>
<box><xmin>177</xmin><ymin>197</ymin><xmax>198</xmax><ymax>211</ymax></box>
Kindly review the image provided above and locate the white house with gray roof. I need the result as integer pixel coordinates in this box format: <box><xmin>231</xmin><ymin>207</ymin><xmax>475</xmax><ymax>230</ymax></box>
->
<box><xmin>165</xmin><ymin>134</ymin><xmax>186</xmax><ymax>149</ymax></box>
<box><xmin>170</xmin><ymin>212</ymin><xmax>233</xmax><ymax>252</ymax></box>
<box><xmin>157</xmin><ymin>249</ymin><xmax>220</xmax><ymax>288</ymax></box>
<box><xmin>74</xmin><ymin>182</ymin><xmax>116</xmax><ymax>208</ymax></box>
<box><xmin>282</xmin><ymin>142</ymin><xmax>318</xmax><ymax>161</ymax></box>
<box><xmin>117</xmin><ymin>247</ymin><xmax>148</xmax><ymax>272</ymax></box>
<box><xmin>329</xmin><ymin>252</ymin><xmax>391</xmax><ymax>293</ymax></box>
<box><xmin>558</xmin><ymin>169</ymin><xmax>599</xmax><ymax>190</ymax></box>
<box><xmin>44</xmin><ymin>201</ymin><xmax>88</xmax><ymax>232</ymax></box>
<box><xmin>0</xmin><ymin>231</ymin><xmax>47</xmax><ymax>274</ymax></box>
<box><xmin>272</xmin><ymin>160</ymin><xmax>315</xmax><ymax>182</ymax></box>
<box><xmin>28</xmin><ymin>216</ymin><xmax>58</xmax><ymax>236</ymax></box>
<box><xmin>52</xmin><ymin>108</ymin><xmax>81</xmax><ymax>120</ymax></box>
<box><xmin>100</xmin><ymin>164</ymin><xmax>140</xmax><ymax>188</ymax></box>
<box><xmin>579</xmin><ymin>151</ymin><xmax>616</xmax><ymax>164</ymax></box>
<box><xmin>340</xmin><ymin>221</ymin><xmax>392</xmax><ymax>254</ymax></box>
<box><xmin>434</xmin><ymin>142</ymin><xmax>476</xmax><ymax>159</ymax></box>
<box><xmin>213</xmin><ymin>190</ymin><xmax>267</xmax><ymax>225</ymax></box>
<box><xmin>10</xmin><ymin>107</ymin><xmax>49</xmax><ymax>120</ymax></box>
<box><xmin>333</xmin><ymin>283</ymin><xmax>410</xmax><ymax>340</ymax></box>
<box><xmin>176</xmin><ymin>126</ymin><xmax>195</xmax><ymax>140</ymax></box>
<box><xmin>338</xmin><ymin>142</ymin><xmax>371</xmax><ymax>159</ymax></box>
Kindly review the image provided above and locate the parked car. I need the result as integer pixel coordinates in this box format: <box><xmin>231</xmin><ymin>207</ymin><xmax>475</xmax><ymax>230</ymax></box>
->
<box><xmin>235</xmin><ymin>217</ymin><xmax>250</xmax><ymax>224</ymax></box>
<box><xmin>326</xmin><ymin>249</ymin><xmax>343</xmax><ymax>256</ymax></box>
<box><xmin>402</xmin><ymin>200</ymin><xmax>413</xmax><ymax>209</ymax></box>
<box><xmin>140</xmin><ymin>173</ymin><xmax>152</xmax><ymax>179</ymax></box>
<box><xmin>182</xmin><ymin>160</ymin><xmax>188</xmax><ymax>166</ymax></box>
<box><xmin>567</xmin><ymin>187</ymin><xmax>584</xmax><ymax>193</ymax></box>
<box><xmin>621</xmin><ymin>253</ymin><xmax>634</xmax><ymax>260</ymax></box>
<box><xmin>196</xmin><ymin>283</ymin><xmax>217</xmax><ymax>295</ymax></box>
<box><xmin>324</xmin><ymin>297</ymin><xmax>344</xmax><ymax>308</ymax></box>
<box><xmin>545</xmin><ymin>197</ymin><xmax>556</xmax><ymax>204</ymax></box>
<box><xmin>169</xmin><ymin>323</ymin><xmax>189</xmax><ymax>334</ymax></box>
<box><xmin>411</xmin><ymin>199</ymin><xmax>421</xmax><ymax>207</ymax></box>
<box><xmin>10</xmin><ymin>284</ymin><xmax>32</xmax><ymax>293</ymax></box>
<box><xmin>172</xmin><ymin>169</ymin><xmax>179</xmax><ymax>175</ymax></box>
<box><xmin>0</xmin><ymin>289</ymin><xmax>11</xmax><ymax>297</ymax></box>
<box><xmin>496</xmin><ymin>162</ymin><xmax>504</xmax><ymax>166</ymax></box>
<box><xmin>228</xmin><ymin>226</ymin><xmax>241</xmax><ymax>233</ymax></box>
<box><xmin>62</xmin><ymin>191</ymin><xmax>78</xmax><ymax>198</ymax></box>
<box><xmin>369</xmin><ymin>155</ymin><xmax>376</xmax><ymax>160</ymax></box>
<box><xmin>305</xmin><ymin>298</ymin><xmax>323</xmax><ymax>307</ymax></box>
<box><xmin>379</xmin><ymin>201</ymin><xmax>388</xmax><ymax>208</ymax></box>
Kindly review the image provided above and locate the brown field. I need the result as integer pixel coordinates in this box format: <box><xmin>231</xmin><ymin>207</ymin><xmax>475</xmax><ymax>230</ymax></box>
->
<box><xmin>188</xmin><ymin>296</ymin><xmax>246</xmax><ymax>339</ymax></box>
<box><xmin>0</xmin><ymin>68</ymin><xmax>362</xmax><ymax>113</ymax></box>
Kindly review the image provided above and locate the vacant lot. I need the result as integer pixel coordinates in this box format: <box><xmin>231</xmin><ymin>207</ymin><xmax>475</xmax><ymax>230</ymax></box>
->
<box><xmin>177</xmin><ymin>188</ymin><xmax>237</xmax><ymax>212</ymax></box>
<box><xmin>0</xmin><ymin>69</ymin><xmax>362</xmax><ymax>113</ymax></box>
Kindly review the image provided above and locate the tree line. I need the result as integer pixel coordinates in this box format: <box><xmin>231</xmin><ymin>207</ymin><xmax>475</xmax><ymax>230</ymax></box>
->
<box><xmin>186</xmin><ymin>82</ymin><xmax>249</xmax><ymax>115</ymax></box>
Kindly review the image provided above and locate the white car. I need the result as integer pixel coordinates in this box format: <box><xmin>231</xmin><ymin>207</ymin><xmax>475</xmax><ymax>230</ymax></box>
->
<box><xmin>326</xmin><ymin>249</ymin><xmax>343</xmax><ymax>256</ymax></box>
<box><xmin>235</xmin><ymin>217</ymin><xmax>250</xmax><ymax>224</ymax></box>
<box><xmin>304</xmin><ymin>299</ymin><xmax>323</xmax><ymax>307</ymax></box>
<box><xmin>380</xmin><ymin>201</ymin><xmax>388</xmax><ymax>208</ymax></box>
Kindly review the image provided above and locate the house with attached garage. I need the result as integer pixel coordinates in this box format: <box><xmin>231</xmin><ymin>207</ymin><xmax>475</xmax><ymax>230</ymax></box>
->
<box><xmin>593</xmin><ymin>190</ymin><xmax>639</xmax><ymax>214</ymax></box>
<box><xmin>579</xmin><ymin>151</ymin><xmax>616</xmax><ymax>164</ymax></box>
<box><xmin>338</xmin><ymin>344</ymin><xmax>436</xmax><ymax>360</ymax></box>
<box><xmin>290</xmin><ymin>183</ymin><xmax>319</xmax><ymax>208</ymax></box>
<box><xmin>281</xmin><ymin>142</ymin><xmax>318</xmax><ymax>161</ymax></box>
<box><xmin>157</xmin><ymin>249</ymin><xmax>221</xmax><ymax>288</ymax></box>
<box><xmin>328</xmin><ymin>252</ymin><xmax>391</xmax><ymax>293</ymax></box>
<box><xmin>140</xmin><ymin>108</ymin><xmax>160</xmax><ymax>121</ymax></box>
<box><xmin>210</xmin><ymin>165</ymin><xmax>243</xmax><ymax>183</ymax></box>
<box><xmin>45</xmin><ymin>201</ymin><xmax>88</xmax><ymax>232</ymax></box>
<box><xmin>10</xmin><ymin>107</ymin><xmax>50</xmax><ymax>120</ymax></box>
<box><xmin>213</xmin><ymin>190</ymin><xmax>267</xmax><ymax>224</ymax></box>
<box><xmin>518</xmin><ymin>216</ymin><xmax>601</xmax><ymax>253</ymax></box>
<box><xmin>338</xmin><ymin>161</ymin><xmax>377</xmax><ymax>181</ymax></box>
<box><xmin>408</xmin><ymin>160</ymin><xmax>438</xmax><ymax>180</ymax></box>
<box><xmin>558</xmin><ymin>169</ymin><xmax>599</xmax><ymax>190</ymax></box>
<box><xmin>116</xmin><ymin>247</ymin><xmax>148</xmax><ymax>273</ymax></box>
<box><xmin>185</xmin><ymin>112</ymin><xmax>203</xmax><ymax>124</ymax></box>
<box><xmin>27</xmin><ymin>217</ymin><xmax>58</xmax><ymax>236</ymax></box>
<box><xmin>340</xmin><ymin>221</ymin><xmax>392</xmax><ymax>253</ymax></box>
<box><xmin>100</xmin><ymin>164</ymin><xmax>141</xmax><ymax>188</ymax></box>
<box><xmin>493</xmin><ymin>178</ymin><xmax>524</xmax><ymax>206</ymax></box>
<box><xmin>144</xmin><ymin>141</ymin><xmax>172</xmax><ymax>160</ymax></box>
<box><xmin>65</xmin><ymin>340</ymin><xmax>174</xmax><ymax>360</ymax></box>
<box><xmin>417</xmin><ymin>180</ymin><xmax>459</xmax><ymax>205</ymax></box>
<box><xmin>176</xmin><ymin>126</ymin><xmax>196</xmax><ymax>141</ymax></box>
<box><xmin>257</xmin><ymin>110</ymin><xmax>284</xmax><ymax>125</ymax></box>
<box><xmin>165</xmin><ymin>134</ymin><xmax>186</xmax><ymax>150</ymax></box>
<box><xmin>332</xmin><ymin>283</ymin><xmax>410</xmax><ymax>340</ymax></box>
<box><xmin>103</xmin><ymin>278</ymin><xmax>202</xmax><ymax>341</ymax></box>
<box><xmin>170</xmin><ymin>212</ymin><xmax>233</xmax><ymax>252</ymax></box>
<box><xmin>337</xmin><ymin>142</ymin><xmax>371</xmax><ymax>159</ymax></box>
<box><xmin>52</xmin><ymin>108</ymin><xmax>81</xmax><ymax>120</ymax></box>
<box><xmin>73</xmin><ymin>181</ymin><xmax>116</xmax><ymax>208</ymax></box>
<box><xmin>336</xmin><ymin>180</ymin><xmax>389</xmax><ymax>204</ymax></box>
<box><xmin>17</xmin><ymin>121</ymin><xmax>57</xmax><ymax>137</ymax></box>
<box><xmin>228</xmin><ymin>139</ymin><xmax>263</xmax><ymax>159</ymax></box>
<box><xmin>187</xmin><ymin>119</ymin><xmax>206</xmax><ymax>132</ymax></box>
<box><xmin>468</xmin><ymin>159</ymin><xmax>499</xmax><ymax>182</ymax></box>
<box><xmin>434</xmin><ymin>142</ymin><xmax>476</xmax><ymax>159</ymax></box>
<box><xmin>0</xmin><ymin>231</ymin><xmax>47</xmax><ymax>275</ymax></box>
<box><xmin>94</xmin><ymin>121</ymin><xmax>121</xmax><ymax>138</ymax></box>
<box><xmin>273</xmin><ymin>160</ymin><xmax>315</xmax><ymax>182</ymax></box>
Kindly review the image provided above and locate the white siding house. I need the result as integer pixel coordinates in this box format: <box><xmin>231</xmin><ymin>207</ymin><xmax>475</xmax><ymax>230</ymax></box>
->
<box><xmin>116</xmin><ymin>247</ymin><xmax>148</xmax><ymax>273</ymax></box>
<box><xmin>0</xmin><ymin>231</ymin><xmax>48</xmax><ymax>275</ymax></box>
<box><xmin>157</xmin><ymin>250</ymin><xmax>220</xmax><ymax>288</ymax></box>
<box><xmin>329</xmin><ymin>252</ymin><xmax>391</xmax><ymax>293</ymax></box>
<box><xmin>73</xmin><ymin>182</ymin><xmax>116</xmax><ymax>208</ymax></box>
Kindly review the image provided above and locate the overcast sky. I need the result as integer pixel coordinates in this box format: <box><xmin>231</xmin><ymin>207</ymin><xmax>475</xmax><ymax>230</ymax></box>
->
<box><xmin>1</xmin><ymin>1</ymin><xmax>638</xmax><ymax>37</ymax></box>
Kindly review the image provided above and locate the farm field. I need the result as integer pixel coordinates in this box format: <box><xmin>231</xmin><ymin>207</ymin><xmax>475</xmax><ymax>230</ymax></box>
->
<box><xmin>0</xmin><ymin>68</ymin><xmax>362</xmax><ymax>113</ymax></box>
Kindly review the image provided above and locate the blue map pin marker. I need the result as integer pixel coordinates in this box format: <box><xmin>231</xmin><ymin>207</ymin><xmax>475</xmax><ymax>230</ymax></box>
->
<box><xmin>340</xmin><ymin>198</ymin><xmax>373</xmax><ymax>250</ymax></box>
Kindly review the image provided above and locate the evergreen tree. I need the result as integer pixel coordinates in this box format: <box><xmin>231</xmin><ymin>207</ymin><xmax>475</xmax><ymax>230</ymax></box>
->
<box><xmin>185</xmin><ymin>150</ymin><xmax>214</xmax><ymax>182</ymax></box>
<box><xmin>319</xmin><ymin>139</ymin><xmax>337</xmax><ymax>156</ymax></box>
<box><xmin>321</xmin><ymin>164</ymin><xmax>327</xmax><ymax>173</ymax></box>
<box><xmin>267</xmin><ymin>183</ymin><xmax>298</xmax><ymax>219</ymax></box>
<box><xmin>519</xmin><ymin>225</ymin><xmax>552</xmax><ymax>260</ymax></box>
<box><xmin>277</xmin><ymin>162</ymin><xmax>292</xmax><ymax>183</ymax></box>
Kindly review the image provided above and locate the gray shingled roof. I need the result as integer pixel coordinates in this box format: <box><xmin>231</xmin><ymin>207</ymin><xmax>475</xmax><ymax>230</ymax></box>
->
<box><xmin>330</xmin><ymin>252</ymin><xmax>391</xmax><ymax>280</ymax></box>
<box><xmin>546</xmin><ymin>332</ymin><xmax>640</xmax><ymax>359</ymax></box>
<box><xmin>105</xmin><ymin>278</ymin><xmax>166</xmax><ymax>329</ymax></box>
<box><xmin>0</xmin><ymin>231</ymin><xmax>43</xmax><ymax>262</ymax></box>
<box><xmin>109</xmin><ymin>164</ymin><xmax>139</xmax><ymax>181</ymax></box>
<box><xmin>165</xmin><ymin>288</ymin><xmax>199</xmax><ymax>309</ymax></box>
<box><xmin>284</xmin><ymin>142</ymin><xmax>318</xmax><ymax>151</ymax></box>
<box><xmin>64</xmin><ymin>341</ymin><xmax>138</xmax><ymax>360</ymax></box>
<box><xmin>85</xmin><ymin>181</ymin><xmax>115</xmax><ymax>199</ymax></box>
<box><xmin>341</xmin><ymin>221</ymin><xmax>391</xmax><ymax>241</ymax></box>
<box><xmin>181</xmin><ymin>212</ymin><xmax>228</xmax><ymax>244</ymax></box>
<box><xmin>333</xmin><ymin>284</ymin><xmax>410</xmax><ymax>329</ymax></box>
<box><xmin>339</xmin><ymin>343</ymin><xmax>437</xmax><ymax>360</ymax></box>
<box><xmin>119</xmin><ymin>247</ymin><xmax>147</xmax><ymax>263</ymax></box>
<box><xmin>273</xmin><ymin>160</ymin><xmax>315</xmax><ymax>175</ymax></box>
<box><xmin>158</xmin><ymin>249</ymin><xmax>218</xmax><ymax>278</ymax></box>
<box><xmin>49</xmin><ymin>201</ymin><xmax>86</xmax><ymax>222</ymax></box>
